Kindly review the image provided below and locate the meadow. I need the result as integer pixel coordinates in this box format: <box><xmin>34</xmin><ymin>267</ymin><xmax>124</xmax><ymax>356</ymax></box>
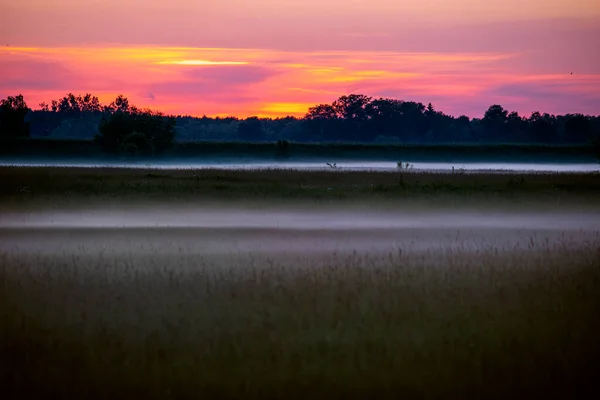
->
<box><xmin>2</xmin><ymin>166</ymin><xmax>600</xmax><ymax>206</ymax></box>
<box><xmin>2</xmin><ymin>225</ymin><xmax>600</xmax><ymax>398</ymax></box>
<box><xmin>1</xmin><ymin>166</ymin><xmax>599</xmax><ymax>398</ymax></box>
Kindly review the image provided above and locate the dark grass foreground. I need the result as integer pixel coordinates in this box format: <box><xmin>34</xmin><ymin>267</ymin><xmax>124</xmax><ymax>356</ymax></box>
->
<box><xmin>1</xmin><ymin>239</ymin><xmax>600</xmax><ymax>399</ymax></box>
<box><xmin>1</xmin><ymin>166</ymin><xmax>600</xmax><ymax>205</ymax></box>
<box><xmin>1</xmin><ymin>166</ymin><xmax>600</xmax><ymax>398</ymax></box>
<box><xmin>0</xmin><ymin>139</ymin><xmax>594</xmax><ymax>161</ymax></box>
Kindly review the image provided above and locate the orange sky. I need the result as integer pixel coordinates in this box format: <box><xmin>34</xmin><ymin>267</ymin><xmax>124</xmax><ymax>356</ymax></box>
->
<box><xmin>1</xmin><ymin>1</ymin><xmax>599</xmax><ymax>118</ymax></box>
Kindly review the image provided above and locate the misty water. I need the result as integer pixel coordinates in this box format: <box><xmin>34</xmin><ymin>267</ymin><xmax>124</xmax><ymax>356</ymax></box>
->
<box><xmin>1</xmin><ymin>159</ymin><xmax>599</xmax><ymax>172</ymax></box>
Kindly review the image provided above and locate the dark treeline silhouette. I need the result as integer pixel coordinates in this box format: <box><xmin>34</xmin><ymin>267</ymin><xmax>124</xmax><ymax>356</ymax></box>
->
<box><xmin>0</xmin><ymin>95</ymin><xmax>30</xmax><ymax>140</ymax></box>
<box><xmin>1</xmin><ymin>93</ymin><xmax>599</xmax><ymax>157</ymax></box>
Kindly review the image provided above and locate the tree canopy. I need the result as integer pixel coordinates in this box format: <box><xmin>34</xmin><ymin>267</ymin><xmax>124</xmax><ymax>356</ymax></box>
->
<box><xmin>2</xmin><ymin>93</ymin><xmax>599</xmax><ymax>150</ymax></box>
<box><xmin>95</xmin><ymin>106</ymin><xmax>176</xmax><ymax>156</ymax></box>
<box><xmin>0</xmin><ymin>94</ymin><xmax>30</xmax><ymax>140</ymax></box>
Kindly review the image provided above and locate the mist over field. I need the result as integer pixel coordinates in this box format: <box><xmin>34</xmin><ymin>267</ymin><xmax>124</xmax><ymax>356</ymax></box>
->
<box><xmin>3</xmin><ymin>200</ymin><xmax>600</xmax><ymax>398</ymax></box>
<box><xmin>2</xmin><ymin>168</ymin><xmax>599</xmax><ymax>398</ymax></box>
<box><xmin>2</xmin><ymin>0</ymin><xmax>600</xmax><ymax>396</ymax></box>
<box><xmin>2</xmin><ymin>203</ymin><xmax>600</xmax><ymax>230</ymax></box>
<box><xmin>2</xmin><ymin>158</ymin><xmax>599</xmax><ymax>172</ymax></box>
<box><xmin>2</xmin><ymin>205</ymin><xmax>599</xmax><ymax>270</ymax></box>
<box><xmin>0</xmin><ymin>201</ymin><xmax>597</xmax><ymax>258</ymax></box>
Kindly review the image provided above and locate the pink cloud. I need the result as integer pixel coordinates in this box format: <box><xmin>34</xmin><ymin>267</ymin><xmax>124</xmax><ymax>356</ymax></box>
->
<box><xmin>0</xmin><ymin>43</ymin><xmax>598</xmax><ymax>119</ymax></box>
<box><xmin>1</xmin><ymin>1</ymin><xmax>597</xmax><ymax>119</ymax></box>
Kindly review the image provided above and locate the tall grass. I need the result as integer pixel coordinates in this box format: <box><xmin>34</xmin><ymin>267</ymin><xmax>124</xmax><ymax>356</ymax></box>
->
<box><xmin>2</xmin><ymin>229</ymin><xmax>599</xmax><ymax>398</ymax></box>
<box><xmin>2</xmin><ymin>167</ymin><xmax>600</xmax><ymax>206</ymax></box>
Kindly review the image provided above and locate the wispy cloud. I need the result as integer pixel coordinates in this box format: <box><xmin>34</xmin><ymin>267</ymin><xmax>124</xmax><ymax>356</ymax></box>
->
<box><xmin>156</xmin><ymin>60</ymin><xmax>250</xmax><ymax>66</ymax></box>
<box><xmin>0</xmin><ymin>45</ymin><xmax>598</xmax><ymax>118</ymax></box>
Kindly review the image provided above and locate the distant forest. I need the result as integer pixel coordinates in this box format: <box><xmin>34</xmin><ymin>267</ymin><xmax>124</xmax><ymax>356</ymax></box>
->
<box><xmin>1</xmin><ymin>93</ymin><xmax>599</xmax><ymax>156</ymax></box>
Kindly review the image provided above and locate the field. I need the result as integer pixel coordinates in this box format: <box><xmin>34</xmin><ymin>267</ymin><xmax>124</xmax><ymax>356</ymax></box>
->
<box><xmin>1</xmin><ymin>166</ymin><xmax>600</xmax><ymax>398</ymax></box>
<box><xmin>2</xmin><ymin>166</ymin><xmax>600</xmax><ymax>205</ymax></box>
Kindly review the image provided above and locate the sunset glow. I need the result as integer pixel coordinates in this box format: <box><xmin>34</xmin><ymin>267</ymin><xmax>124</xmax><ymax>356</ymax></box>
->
<box><xmin>156</xmin><ymin>60</ymin><xmax>250</xmax><ymax>66</ymax></box>
<box><xmin>1</xmin><ymin>1</ymin><xmax>599</xmax><ymax>118</ymax></box>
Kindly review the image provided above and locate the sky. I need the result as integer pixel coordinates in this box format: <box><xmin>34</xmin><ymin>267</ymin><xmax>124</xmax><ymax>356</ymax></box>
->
<box><xmin>1</xmin><ymin>1</ymin><xmax>599</xmax><ymax>118</ymax></box>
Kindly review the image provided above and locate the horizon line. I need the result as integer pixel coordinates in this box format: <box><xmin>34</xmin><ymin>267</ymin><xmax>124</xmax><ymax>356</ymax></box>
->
<box><xmin>11</xmin><ymin>92</ymin><xmax>599</xmax><ymax>120</ymax></box>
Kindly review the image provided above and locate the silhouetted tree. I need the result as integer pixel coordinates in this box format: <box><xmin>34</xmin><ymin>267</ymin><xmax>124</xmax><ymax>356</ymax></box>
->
<box><xmin>237</xmin><ymin>117</ymin><xmax>265</xmax><ymax>141</ymax></box>
<box><xmin>483</xmin><ymin>105</ymin><xmax>508</xmax><ymax>140</ymax></box>
<box><xmin>332</xmin><ymin>94</ymin><xmax>372</xmax><ymax>141</ymax></box>
<box><xmin>528</xmin><ymin>112</ymin><xmax>558</xmax><ymax>143</ymax></box>
<box><xmin>95</xmin><ymin>98</ymin><xmax>176</xmax><ymax>156</ymax></box>
<box><xmin>565</xmin><ymin>114</ymin><xmax>593</xmax><ymax>143</ymax></box>
<box><xmin>106</xmin><ymin>95</ymin><xmax>131</xmax><ymax>113</ymax></box>
<box><xmin>8</xmin><ymin>92</ymin><xmax>600</xmax><ymax>146</ymax></box>
<box><xmin>505</xmin><ymin>111</ymin><xmax>527</xmax><ymax>142</ymax></box>
<box><xmin>304</xmin><ymin>103</ymin><xmax>342</xmax><ymax>142</ymax></box>
<box><xmin>397</xmin><ymin>101</ymin><xmax>428</xmax><ymax>141</ymax></box>
<box><xmin>50</xmin><ymin>93</ymin><xmax>102</xmax><ymax>114</ymax></box>
<box><xmin>451</xmin><ymin>115</ymin><xmax>473</xmax><ymax>141</ymax></box>
<box><xmin>424</xmin><ymin>103</ymin><xmax>454</xmax><ymax>142</ymax></box>
<box><xmin>365</xmin><ymin>98</ymin><xmax>403</xmax><ymax>140</ymax></box>
<box><xmin>0</xmin><ymin>94</ymin><xmax>30</xmax><ymax>140</ymax></box>
<box><xmin>332</xmin><ymin>94</ymin><xmax>371</xmax><ymax>120</ymax></box>
<box><xmin>306</xmin><ymin>103</ymin><xmax>338</xmax><ymax>120</ymax></box>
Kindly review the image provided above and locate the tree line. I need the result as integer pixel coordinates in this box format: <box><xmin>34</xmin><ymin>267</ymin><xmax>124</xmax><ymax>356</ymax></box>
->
<box><xmin>1</xmin><ymin>93</ymin><xmax>599</xmax><ymax>156</ymax></box>
<box><xmin>1</xmin><ymin>94</ymin><xmax>176</xmax><ymax>156</ymax></box>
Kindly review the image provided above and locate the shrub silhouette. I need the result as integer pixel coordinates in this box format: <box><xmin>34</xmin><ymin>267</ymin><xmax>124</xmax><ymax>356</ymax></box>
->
<box><xmin>95</xmin><ymin>108</ymin><xmax>175</xmax><ymax>156</ymax></box>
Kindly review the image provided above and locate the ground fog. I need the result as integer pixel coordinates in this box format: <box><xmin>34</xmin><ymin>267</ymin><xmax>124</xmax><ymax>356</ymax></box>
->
<box><xmin>1</xmin><ymin>204</ymin><xmax>599</xmax><ymax>398</ymax></box>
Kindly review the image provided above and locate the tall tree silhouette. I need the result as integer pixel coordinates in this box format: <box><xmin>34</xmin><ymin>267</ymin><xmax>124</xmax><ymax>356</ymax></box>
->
<box><xmin>95</xmin><ymin>96</ymin><xmax>175</xmax><ymax>155</ymax></box>
<box><xmin>0</xmin><ymin>94</ymin><xmax>30</xmax><ymax>139</ymax></box>
<box><xmin>9</xmin><ymin>92</ymin><xmax>600</xmax><ymax>146</ymax></box>
<box><xmin>565</xmin><ymin>114</ymin><xmax>593</xmax><ymax>143</ymax></box>
<box><xmin>237</xmin><ymin>117</ymin><xmax>265</xmax><ymax>141</ymax></box>
<box><xmin>483</xmin><ymin>105</ymin><xmax>508</xmax><ymax>140</ymax></box>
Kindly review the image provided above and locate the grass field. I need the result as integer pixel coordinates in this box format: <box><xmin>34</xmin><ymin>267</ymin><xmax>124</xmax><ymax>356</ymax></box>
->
<box><xmin>2</xmin><ymin>224</ymin><xmax>600</xmax><ymax>398</ymax></box>
<box><xmin>2</xmin><ymin>166</ymin><xmax>600</xmax><ymax>206</ymax></box>
<box><xmin>1</xmin><ymin>166</ymin><xmax>599</xmax><ymax>398</ymax></box>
